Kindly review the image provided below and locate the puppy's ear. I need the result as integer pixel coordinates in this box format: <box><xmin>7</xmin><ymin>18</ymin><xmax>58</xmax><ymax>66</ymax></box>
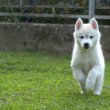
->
<box><xmin>75</xmin><ymin>18</ymin><xmax>83</xmax><ymax>30</ymax></box>
<box><xmin>90</xmin><ymin>17</ymin><xmax>99</xmax><ymax>30</ymax></box>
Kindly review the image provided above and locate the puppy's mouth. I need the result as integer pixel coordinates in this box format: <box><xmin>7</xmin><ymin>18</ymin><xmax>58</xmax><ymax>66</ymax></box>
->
<box><xmin>84</xmin><ymin>46</ymin><xmax>90</xmax><ymax>49</ymax></box>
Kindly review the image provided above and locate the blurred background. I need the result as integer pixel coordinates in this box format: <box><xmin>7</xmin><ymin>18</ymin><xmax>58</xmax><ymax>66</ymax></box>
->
<box><xmin>0</xmin><ymin>0</ymin><xmax>109</xmax><ymax>57</ymax></box>
<box><xmin>0</xmin><ymin>0</ymin><xmax>109</xmax><ymax>24</ymax></box>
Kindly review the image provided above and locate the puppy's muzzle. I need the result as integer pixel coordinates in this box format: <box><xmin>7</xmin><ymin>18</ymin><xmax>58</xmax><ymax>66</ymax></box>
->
<box><xmin>84</xmin><ymin>43</ymin><xmax>90</xmax><ymax>49</ymax></box>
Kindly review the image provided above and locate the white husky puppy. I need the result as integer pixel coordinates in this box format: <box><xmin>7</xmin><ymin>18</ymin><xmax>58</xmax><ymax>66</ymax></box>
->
<box><xmin>71</xmin><ymin>18</ymin><xmax>105</xmax><ymax>95</ymax></box>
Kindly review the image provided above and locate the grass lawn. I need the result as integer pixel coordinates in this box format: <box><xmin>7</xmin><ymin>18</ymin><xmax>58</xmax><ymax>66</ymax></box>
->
<box><xmin>0</xmin><ymin>51</ymin><xmax>110</xmax><ymax>110</ymax></box>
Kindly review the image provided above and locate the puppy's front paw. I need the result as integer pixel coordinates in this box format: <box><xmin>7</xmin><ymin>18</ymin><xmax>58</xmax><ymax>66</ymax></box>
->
<box><xmin>93</xmin><ymin>90</ymin><xmax>101</xmax><ymax>95</ymax></box>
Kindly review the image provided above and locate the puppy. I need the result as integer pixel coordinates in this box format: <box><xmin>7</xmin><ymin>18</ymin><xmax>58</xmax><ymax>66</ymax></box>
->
<box><xmin>71</xmin><ymin>18</ymin><xmax>105</xmax><ymax>95</ymax></box>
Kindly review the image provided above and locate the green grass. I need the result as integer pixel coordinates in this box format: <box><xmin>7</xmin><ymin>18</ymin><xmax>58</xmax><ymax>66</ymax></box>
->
<box><xmin>0</xmin><ymin>51</ymin><xmax>110</xmax><ymax>110</ymax></box>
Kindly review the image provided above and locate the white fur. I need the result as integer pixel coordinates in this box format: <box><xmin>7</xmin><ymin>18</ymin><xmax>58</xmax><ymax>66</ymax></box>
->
<box><xmin>71</xmin><ymin>18</ymin><xmax>105</xmax><ymax>95</ymax></box>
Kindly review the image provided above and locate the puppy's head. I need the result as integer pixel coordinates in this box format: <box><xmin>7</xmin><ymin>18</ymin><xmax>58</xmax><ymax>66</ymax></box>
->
<box><xmin>73</xmin><ymin>18</ymin><xmax>101</xmax><ymax>50</ymax></box>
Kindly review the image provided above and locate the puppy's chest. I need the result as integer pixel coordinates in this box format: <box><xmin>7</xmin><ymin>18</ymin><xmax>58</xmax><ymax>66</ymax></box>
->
<box><xmin>81</xmin><ymin>59</ymin><xmax>93</xmax><ymax>73</ymax></box>
<box><xmin>77</xmin><ymin>54</ymin><xmax>95</xmax><ymax>74</ymax></box>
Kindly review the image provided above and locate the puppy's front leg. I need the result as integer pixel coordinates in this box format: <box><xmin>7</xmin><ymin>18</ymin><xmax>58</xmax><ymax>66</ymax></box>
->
<box><xmin>73</xmin><ymin>67</ymin><xmax>87</xmax><ymax>94</ymax></box>
<box><xmin>86</xmin><ymin>66</ymin><xmax>100</xmax><ymax>92</ymax></box>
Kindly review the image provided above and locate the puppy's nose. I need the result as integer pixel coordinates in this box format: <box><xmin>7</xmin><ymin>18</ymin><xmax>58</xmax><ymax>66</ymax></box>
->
<box><xmin>84</xmin><ymin>43</ymin><xmax>89</xmax><ymax>49</ymax></box>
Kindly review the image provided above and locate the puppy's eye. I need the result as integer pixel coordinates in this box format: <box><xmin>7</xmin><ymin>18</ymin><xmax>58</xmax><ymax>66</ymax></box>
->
<box><xmin>90</xmin><ymin>36</ymin><xmax>93</xmax><ymax>39</ymax></box>
<box><xmin>80</xmin><ymin>36</ymin><xmax>84</xmax><ymax>39</ymax></box>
